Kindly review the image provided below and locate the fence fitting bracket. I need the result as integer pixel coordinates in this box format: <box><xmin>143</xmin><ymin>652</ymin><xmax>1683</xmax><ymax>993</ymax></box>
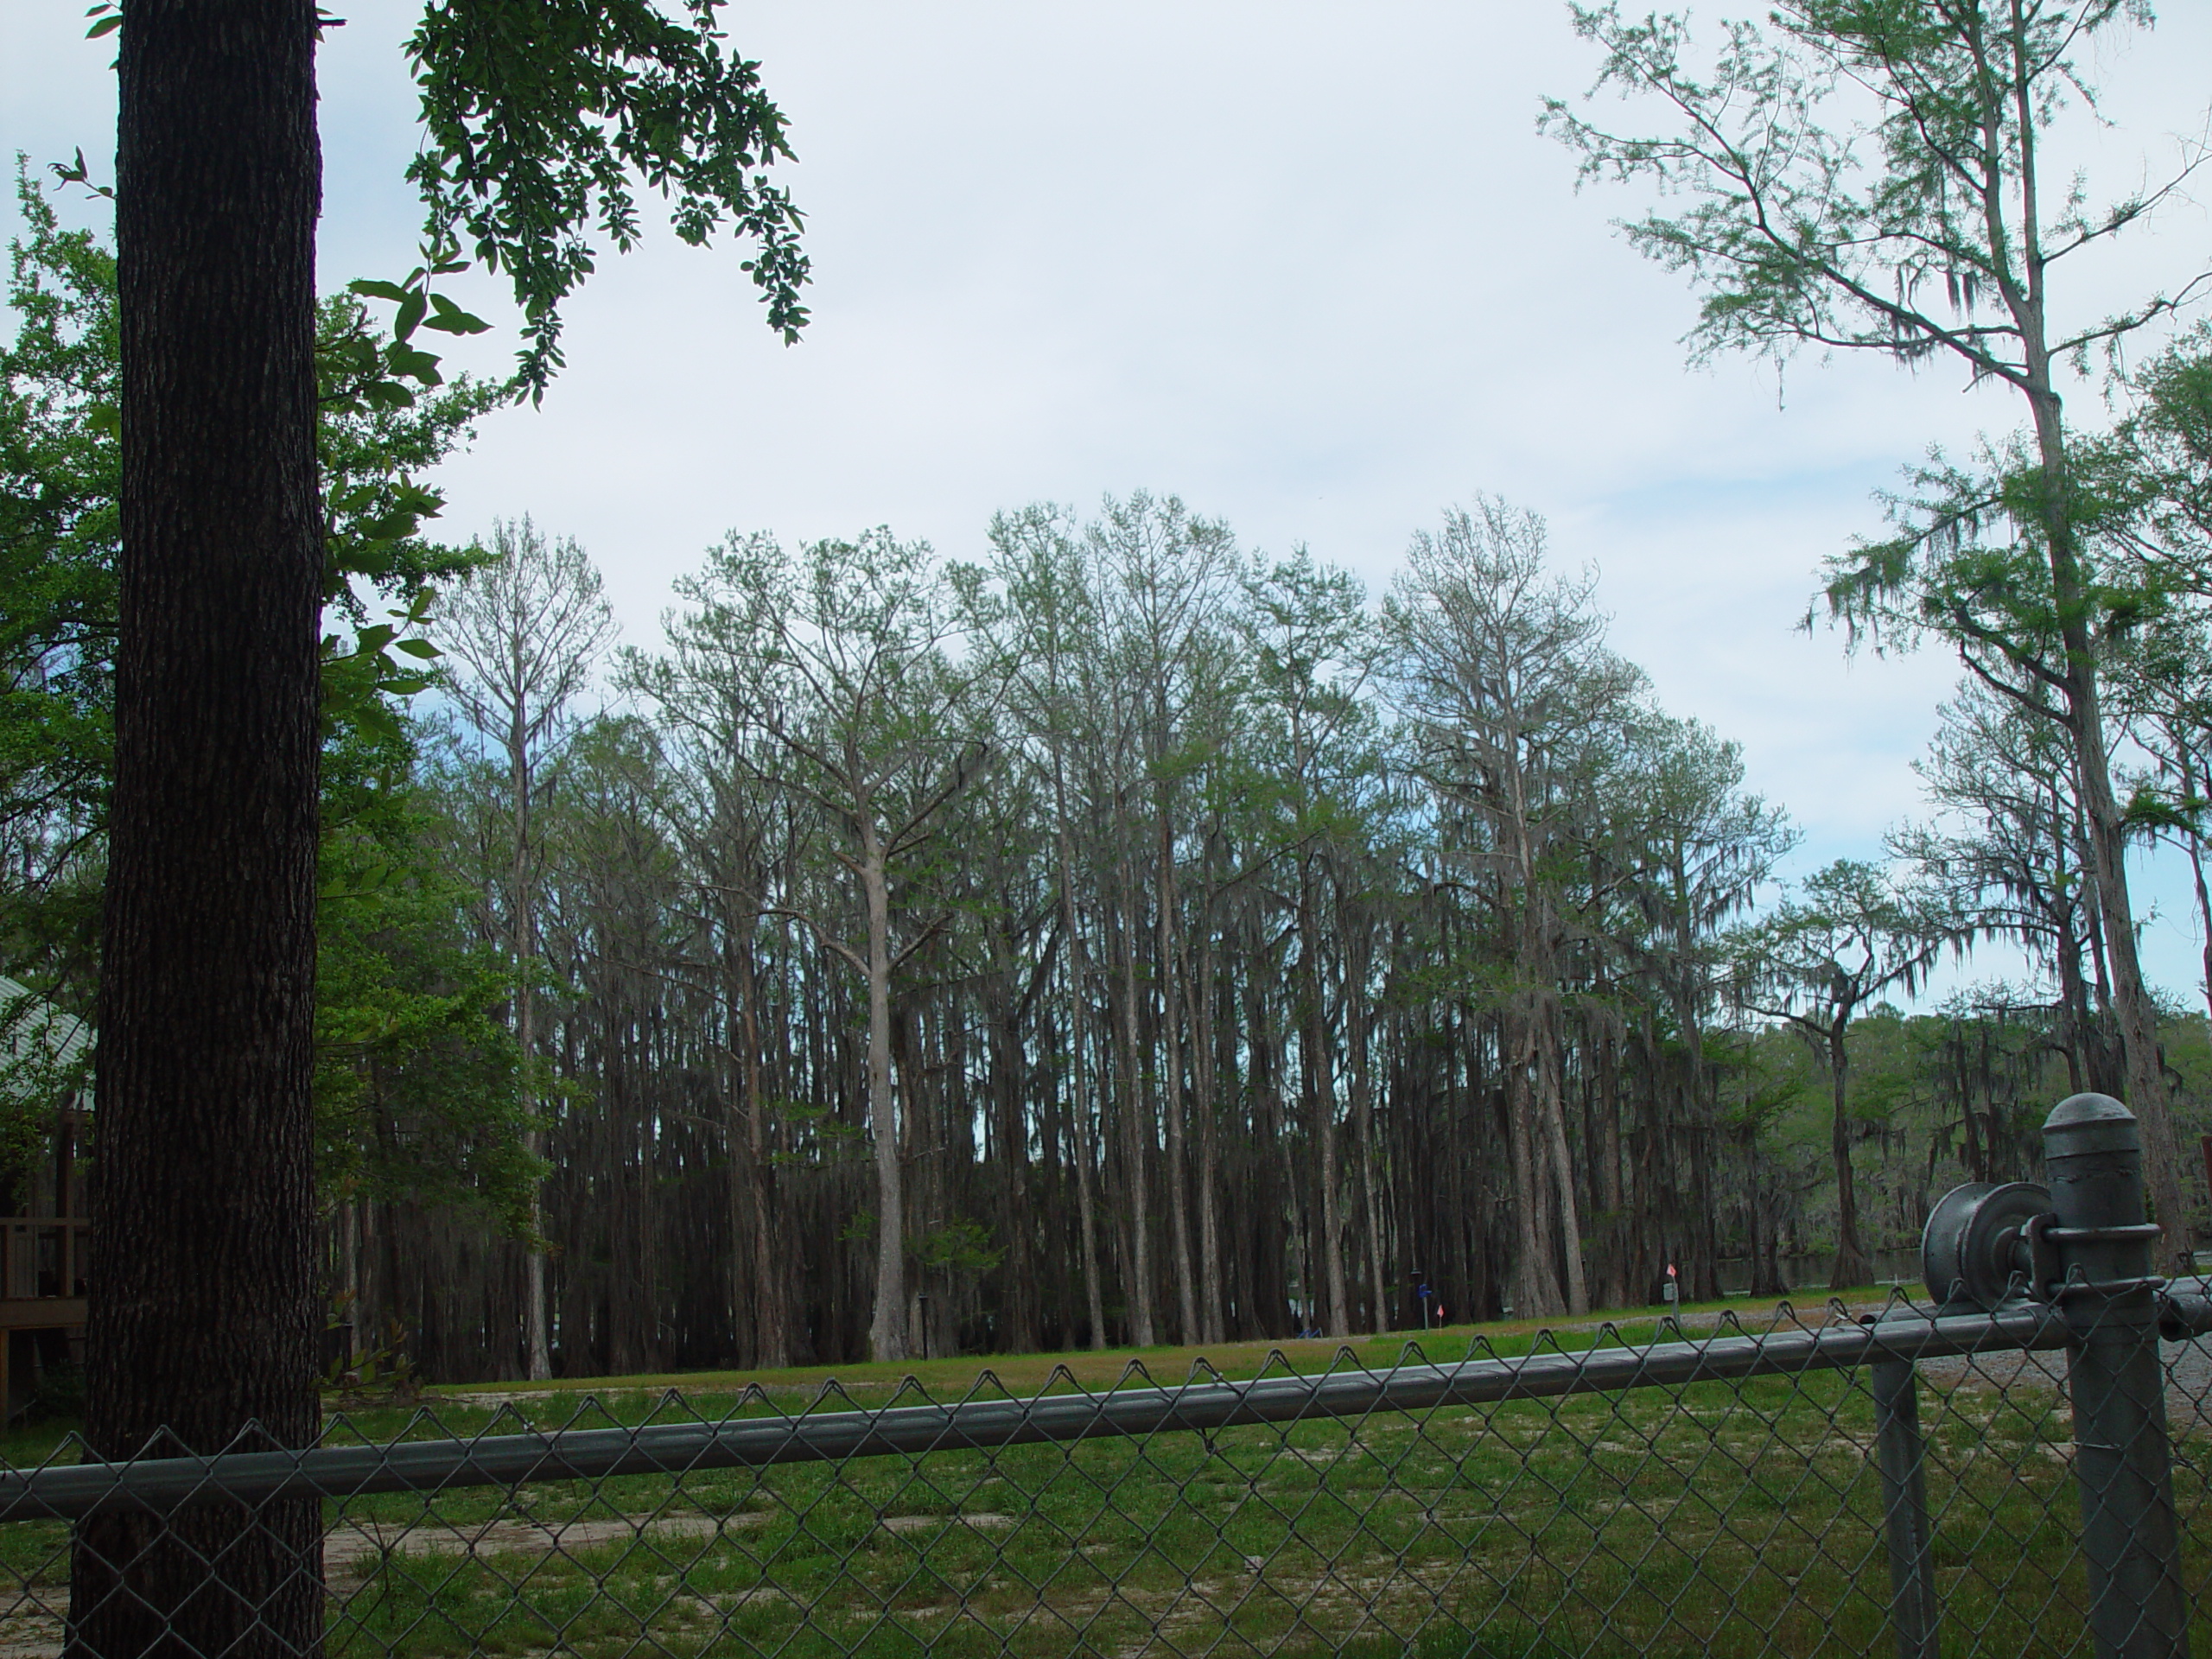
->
<box><xmin>1900</xmin><ymin>1095</ymin><xmax>2196</xmax><ymax>1659</ymax></box>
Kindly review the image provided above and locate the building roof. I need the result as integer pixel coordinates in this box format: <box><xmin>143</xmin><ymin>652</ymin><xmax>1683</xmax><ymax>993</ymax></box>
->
<box><xmin>0</xmin><ymin>976</ymin><xmax>92</xmax><ymax>1096</ymax></box>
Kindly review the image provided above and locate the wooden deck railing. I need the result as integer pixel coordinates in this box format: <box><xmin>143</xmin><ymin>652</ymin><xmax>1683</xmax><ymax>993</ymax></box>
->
<box><xmin>0</xmin><ymin>1219</ymin><xmax>88</xmax><ymax>1306</ymax></box>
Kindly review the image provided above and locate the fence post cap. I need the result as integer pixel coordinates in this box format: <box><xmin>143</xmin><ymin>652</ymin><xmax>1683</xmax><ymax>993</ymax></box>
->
<box><xmin>2044</xmin><ymin>1094</ymin><xmax>2139</xmax><ymax>1158</ymax></box>
<box><xmin>2044</xmin><ymin>1092</ymin><xmax>2133</xmax><ymax>1129</ymax></box>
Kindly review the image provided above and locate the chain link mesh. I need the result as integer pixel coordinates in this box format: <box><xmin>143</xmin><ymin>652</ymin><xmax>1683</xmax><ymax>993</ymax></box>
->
<box><xmin>0</xmin><ymin>1290</ymin><xmax>2203</xmax><ymax>1658</ymax></box>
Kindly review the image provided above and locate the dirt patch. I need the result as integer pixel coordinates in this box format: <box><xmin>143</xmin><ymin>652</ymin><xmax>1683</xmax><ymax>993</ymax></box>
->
<box><xmin>0</xmin><ymin>1611</ymin><xmax>60</xmax><ymax>1659</ymax></box>
<box><xmin>1906</xmin><ymin>1335</ymin><xmax>2212</xmax><ymax>1433</ymax></box>
<box><xmin>326</xmin><ymin>1510</ymin><xmax>760</xmax><ymax>1577</ymax></box>
<box><xmin>1916</xmin><ymin>1348</ymin><xmax>2069</xmax><ymax>1397</ymax></box>
<box><xmin>879</xmin><ymin>1513</ymin><xmax>1015</xmax><ymax>1535</ymax></box>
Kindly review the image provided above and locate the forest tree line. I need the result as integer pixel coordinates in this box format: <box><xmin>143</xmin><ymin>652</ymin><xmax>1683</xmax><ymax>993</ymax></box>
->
<box><xmin>348</xmin><ymin>457</ymin><xmax>2212</xmax><ymax>1380</ymax></box>
<box><xmin>7</xmin><ymin>141</ymin><xmax>2212</xmax><ymax>1381</ymax></box>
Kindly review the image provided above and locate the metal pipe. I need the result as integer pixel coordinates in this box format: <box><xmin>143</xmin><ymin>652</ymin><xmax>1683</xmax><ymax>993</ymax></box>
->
<box><xmin>2044</xmin><ymin>1093</ymin><xmax>2190</xmax><ymax>1659</ymax></box>
<box><xmin>2155</xmin><ymin>1276</ymin><xmax>2212</xmax><ymax>1342</ymax></box>
<box><xmin>0</xmin><ymin>1305</ymin><xmax>2071</xmax><ymax>1521</ymax></box>
<box><xmin>1872</xmin><ymin>1356</ymin><xmax>1939</xmax><ymax>1659</ymax></box>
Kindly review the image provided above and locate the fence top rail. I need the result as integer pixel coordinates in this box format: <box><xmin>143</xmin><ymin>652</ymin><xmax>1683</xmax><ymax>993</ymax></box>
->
<box><xmin>0</xmin><ymin>1300</ymin><xmax>2088</xmax><ymax>1522</ymax></box>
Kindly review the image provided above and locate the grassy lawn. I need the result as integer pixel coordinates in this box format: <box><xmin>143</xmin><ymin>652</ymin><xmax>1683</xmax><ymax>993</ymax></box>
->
<box><xmin>3</xmin><ymin>1291</ymin><xmax>2196</xmax><ymax>1657</ymax></box>
<box><xmin>420</xmin><ymin>1286</ymin><xmax>1906</xmax><ymax>1408</ymax></box>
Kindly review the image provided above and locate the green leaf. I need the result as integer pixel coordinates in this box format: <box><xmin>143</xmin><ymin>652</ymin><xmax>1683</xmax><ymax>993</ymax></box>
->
<box><xmin>424</xmin><ymin>294</ymin><xmax>491</xmax><ymax>335</ymax></box>
<box><xmin>346</xmin><ymin>698</ymin><xmax>403</xmax><ymax>744</ymax></box>
<box><xmin>347</xmin><ymin>278</ymin><xmax>412</xmax><ymax>302</ymax></box>
<box><xmin>392</xmin><ymin>290</ymin><xmax>427</xmax><ymax>342</ymax></box>
<box><xmin>384</xmin><ymin>343</ymin><xmax>443</xmax><ymax>385</ymax></box>
<box><xmin>48</xmin><ymin>149</ymin><xmax>114</xmax><ymax>200</ymax></box>
<box><xmin>359</xmin><ymin>512</ymin><xmax>422</xmax><ymax>543</ymax></box>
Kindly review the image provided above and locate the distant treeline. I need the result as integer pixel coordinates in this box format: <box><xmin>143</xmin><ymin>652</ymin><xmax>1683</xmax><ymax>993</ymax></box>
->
<box><xmin>9</xmin><ymin>176</ymin><xmax>2212</xmax><ymax>1378</ymax></box>
<box><xmin>325</xmin><ymin>497</ymin><xmax>2212</xmax><ymax>1380</ymax></box>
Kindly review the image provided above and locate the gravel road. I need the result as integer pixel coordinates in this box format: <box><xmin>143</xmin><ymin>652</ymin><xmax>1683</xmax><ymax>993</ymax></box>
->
<box><xmin>1917</xmin><ymin>1332</ymin><xmax>2212</xmax><ymax>1429</ymax></box>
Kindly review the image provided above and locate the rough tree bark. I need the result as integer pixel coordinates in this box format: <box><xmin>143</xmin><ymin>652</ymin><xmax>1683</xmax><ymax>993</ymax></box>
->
<box><xmin>1826</xmin><ymin>1025</ymin><xmax>1871</xmax><ymax>1291</ymax></box>
<box><xmin>72</xmin><ymin>4</ymin><xmax>326</xmax><ymax>1655</ymax></box>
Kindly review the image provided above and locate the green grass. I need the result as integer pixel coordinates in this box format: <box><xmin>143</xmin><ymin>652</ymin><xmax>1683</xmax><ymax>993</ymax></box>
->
<box><xmin>411</xmin><ymin>1286</ymin><xmax>1904</xmax><ymax>1409</ymax></box>
<box><xmin>305</xmin><ymin>1362</ymin><xmax>2168</xmax><ymax>1658</ymax></box>
<box><xmin>3</xmin><ymin>1294</ymin><xmax>2194</xmax><ymax>1657</ymax></box>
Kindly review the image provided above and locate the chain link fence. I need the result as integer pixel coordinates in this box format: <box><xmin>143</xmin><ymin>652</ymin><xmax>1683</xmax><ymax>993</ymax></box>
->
<box><xmin>1</xmin><ymin>1092</ymin><xmax>2205</xmax><ymax>1659</ymax></box>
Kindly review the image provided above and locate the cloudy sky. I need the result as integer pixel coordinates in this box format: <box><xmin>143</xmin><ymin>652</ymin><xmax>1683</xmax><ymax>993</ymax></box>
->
<box><xmin>5</xmin><ymin>3</ymin><xmax>2211</xmax><ymax>995</ymax></box>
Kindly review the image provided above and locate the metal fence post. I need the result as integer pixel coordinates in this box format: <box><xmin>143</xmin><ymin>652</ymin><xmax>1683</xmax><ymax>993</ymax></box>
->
<box><xmin>2044</xmin><ymin>1093</ymin><xmax>2189</xmax><ymax>1659</ymax></box>
<box><xmin>1872</xmin><ymin>1355</ymin><xmax>1939</xmax><ymax>1659</ymax></box>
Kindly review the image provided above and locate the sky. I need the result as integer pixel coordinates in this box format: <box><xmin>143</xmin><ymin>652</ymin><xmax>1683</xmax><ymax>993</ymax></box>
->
<box><xmin>4</xmin><ymin>2</ymin><xmax>2211</xmax><ymax>1000</ymax></box>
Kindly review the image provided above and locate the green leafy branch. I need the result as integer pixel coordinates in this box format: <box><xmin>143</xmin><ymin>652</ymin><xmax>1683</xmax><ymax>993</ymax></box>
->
<box><xmin>316</xmin><ymin>253</ymin><xmax>500</xmax><ymax>737</ymax></box>
<box><xmin>406</xmin><ymin>0</ymin><xmax>810</xmax><ymax>402</ymax></box>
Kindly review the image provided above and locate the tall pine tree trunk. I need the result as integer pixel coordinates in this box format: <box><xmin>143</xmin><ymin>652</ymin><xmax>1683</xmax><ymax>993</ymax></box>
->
<box><xmin>1154</xmin><ymin>807</ymin><xmax>1198</xmax><ymax>1343</ymax></box>
<box><xmin>1827</xmin><ymin>1027</ymin><xmax>1870</xmax><ymax>1290</ymax></box>
<box><xmin>2025</xmin><ymin>366</ymin><xmax>2190</xmax><ymax>1256</ymax></box>
<box><xmin>735</xmin><ymin>938</ymin><xmax>789</xmax><ymax>1370</ymax></box>
<box><xmin>1300</xmin><ymin>870</ymin><xmax>1348</xmax><ymax>1337</ymax></box>
<box><xmin>1191</xmin><ymin>914</ymin><xmax>1226</xmax><ymax>1345</ymax></box>
<box><xmin>1112</xmin><ymin>852</ymin><xmax>1156</xmax><ymax>1346</ymax></box>
<box><xmin>861</xmin><ymin>829</ymin><xmax>907</xmax><ymax>1363</ymax></box>
<box><xmin>515</xmin><ymin>728</ymin><xmax>551</xmax><ymax>1381</ymax></box>
<box><xmin>74</xmin><ymin>5</ymin><xmax>326</xmax><ymax>1654</ymax></box>
<box><xmin>1535</xmin><ymin>996</ymin><xmax>1588</xmax><ymax>1315</ymax></box>
<box><xmin>988</xmin><ymin>936</ymin><xmax>1039</xmax><ymax>1351</ymax></box>
<box><xmin>1347</xmin><ymin>952</ymin><xmax>1388</xmax><ymax>1335</ymax></box>
<box><xmin>1056</xmin><ymin>836</ymin><xmax>1108</xmax><ymax>1351</ymax></box>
